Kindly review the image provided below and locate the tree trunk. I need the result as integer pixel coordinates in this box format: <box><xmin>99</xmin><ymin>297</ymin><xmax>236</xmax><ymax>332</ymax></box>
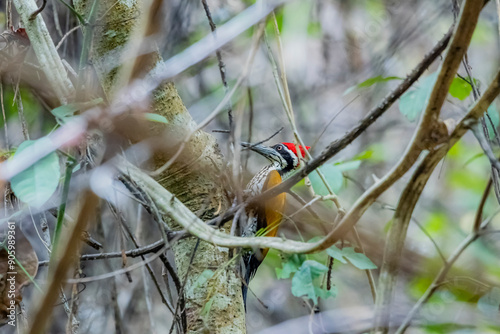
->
<box><xmin>73</xmin><ymin>0</ymin><xmax>246</xmax><ymax>332</ymax></box>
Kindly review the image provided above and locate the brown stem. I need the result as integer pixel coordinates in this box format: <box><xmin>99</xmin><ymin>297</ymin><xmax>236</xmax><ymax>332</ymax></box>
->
<box><xmin>211</xmin><ymin>24</ymin><xmax>454</xmax><ymax>227</ymax></box>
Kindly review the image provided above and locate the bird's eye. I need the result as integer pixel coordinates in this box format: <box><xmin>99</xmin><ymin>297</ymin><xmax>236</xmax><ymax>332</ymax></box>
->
<box><xmin>277</xmin><ymin>145</ymin><xmax>282</xmax><ymax>151</ymax></box>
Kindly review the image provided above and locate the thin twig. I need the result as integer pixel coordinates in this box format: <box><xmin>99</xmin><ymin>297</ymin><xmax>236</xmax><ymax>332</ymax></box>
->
<box><xmin>29</xmin><ymin>0</ymin><xmax>47</xmax><ymax>20</ymax></box>
<box><xmin>52</xmin><ymin>156</ymin><xmax>77</xmax><ymax>256</ymax></box>
<box><xmin>52</xmin><ymin>0</ymin><xmax>63</xmax><ymax>37</ymax></box>
<box><xmin>0</xmin><ymin>78</ymin><xmax>8</xmax><ymax>148</ymax></box>
<box><xmin>310</xmin><ymin>94</ymin><xmax>360</xmax><ymax>152</ymax></box>
<box><xmin>242</xmin><ymin>127</ymin><xmax>284</xmax><ymax>149</ymax></box>
<box><xmin>496</xmin><ymin>0</ymin><xmax>500</xmax><ymax>38</ymax></box>
<box><xmin>473</xmin><ymin>178</ymin><xmax>492</xmax><ymax>233</ymax></box>
<box><xmin>38</xmin><ymin>238</ymin><xmax>174</xmax><ymax>267</ymax></box>
<box><xmin>382</xmin><ymin>205</ymin><xmax>447</xmax><ymax>264</ymax></box>
<box><xmin>108</xmin><ymin>202</ymin><xmax>176</xmax><ymax>314</ymax></box>
<box><xmin>266</xmin><ymin>12</ymin><xmax>344</xmax><ymax>211</ymax></box>
<box><xmin>230</xmin><ymin>97</ymin><xmax>247</xmax><ymax>206</ymax></box>
<box><xmin>159</xmin><ymin>253</ymin><xmax>181</xmax><ymax>292</ymax></box>
<box><xmin>201</xmin><ymin>0</ymin><xmax>233</xmax><ymax>127</ymax></box>
<box><xmin>286</xmin><ymin>190</ymin><xmax>321</xmax><ymax>219</ymax></box>
<box><xmin>64</xmin><ymin>244</ymin><xmax>171</xmax><ymax>284</ymax></box>
<box><xmin>110</xmin><ymin>279</ymin><xmax>124</xmax><ymax>334</ymax></box>
<box><xmin>462</xmin><ymin>53</ymin><xmax>500</xmax><ymax>205</ymax></box>
<box><xmin>37</xmin><ymin>211</ymin><xmax>79</xmax><ymax>333</ymax></box>
<box><xmin>55</xmin><ymin>25</ymin><xmax>80</xmax><ymax>50</ymax></box>
<box><xmin>395</xmin><ymin>220</ymin><xmax>491</xmax><ymax>333</ymax></box>
<box><xmin>351</xmin><ymin>227</ymin><xmax>377</xmax><ymax>303</ymax></box>
<box><xmin>168</xmin><ymin>240</ymin><xmax>200</xmax><ymax>334</ymax></box>
<box><xmin>245</xmin><ymin>86</ymin><xmax>254</xmax><ymax>169</ymax></box>
<box><xmin>7</xmin><ymin>0</ymin><xmax>12</xmax><ymax>28</ymax></box>
<box><xmin>14</xmin><ymin>79</ymin><xmax>30</xmax><ymax>140</ymax></box>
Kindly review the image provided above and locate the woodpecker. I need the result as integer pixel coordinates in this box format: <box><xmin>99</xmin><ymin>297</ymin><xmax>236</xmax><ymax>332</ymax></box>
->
<box><xmin>240</xmin><ymin>142</ymin><xmax>310</xmax><ymax>304</ymax></box>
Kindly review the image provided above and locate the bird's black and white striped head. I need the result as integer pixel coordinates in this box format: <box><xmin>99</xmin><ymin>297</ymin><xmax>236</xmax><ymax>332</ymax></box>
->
<box><xmin>243</xmin><ymin>142</ymin><xmax>310</xmax><ymax>177</ymax></box>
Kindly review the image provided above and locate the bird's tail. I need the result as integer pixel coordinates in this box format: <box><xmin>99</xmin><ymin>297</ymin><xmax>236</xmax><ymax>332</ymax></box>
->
<box><xmin>241</xmin><ymin>252</ymin><xmax>261</xmax><ymax>310</ymax></box>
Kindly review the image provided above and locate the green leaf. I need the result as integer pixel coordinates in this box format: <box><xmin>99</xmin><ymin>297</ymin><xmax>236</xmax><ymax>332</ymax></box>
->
<box><xmin>309</xmin><ymin>164</ymin><xmax>343</xmax><ymax>196</ymax></box>
<box><xmin>399</xmin><ymin>73</ymin><xmax>437</xmax><ymax>122</ymax></box>
<box><xmin>471</xmin><ymin>20</ymin><xmax>493</xmax><ymax>45</ymax></box>
<box><xmin>423</xmin><ymin>323</ymin><xmax>476</xmax><ymax>334</ymax></box>
<box><xmin>10</xmin><ymin>139</ymin><xmax>61</xmax><ymax>208</ymax></box>
<box><xmin>276</xmin><ymin>254</ymin><xmax>305</xmax><ymax>279</ymax></box>
<box><xmin>448</xmin><ymin>169</ymin><xmax>486</xmax><ymax>194</ymax></box>
<box><xmin>424</xmin><ymin>212</ymin><xmax>448</xmax><ymax>234</ymax></box>
<box><xmin>384</xmin><ymin>219</ymin><xmax>393</xmax><ymax>233</ymax></box>
<box><xmin>200</xmin><ymin>295</ymin><xmax>215</xmax><ymax>317</ymax></box>
<box><xmin>51</xmin><ymin>105</ymin><xmax>79</xmax><ymax>124</ymax></box>
<box><xmin>315</xmin><ymin>286</ymin><xmax>337</xmax><ymax>300</ymax></box>
<box><xmin>357</xmin><ymin>75</ymin><xmax>402</xmax><ymax>88</ymax></box>
<box><xmin>188</xmin><ymin>269</ymin><xmax>214</xmax><ymax>293</ymax></box>
<box><xmin>354</xmin><ymin>144</ymin><xmax>386</xmax><ymax>163</ymax></box>
<box><xmin>335</xmin><ymin>160</ymin><xmax>361</xmax><ymax>172</ymax></box>
<box><xmin>463</xmin><ymin>152</ymin><xmax>486</xmax><ymax>167</ymax></box>
<box><xmin>449</xmin><ymin>77</ymin><xmax>473</xmax><ymax>100</ymax></box>
<box><xmin>345</xmin><ymin>76</ymin><xmax>401</xmax><ymax>94</ymax></box>
<box><xmin>144</xmin><ymin>113</ymin><xmax>169</xmax><ymax>124</ymax></box>
<box><xmin>478</xmin><ymin>287</ymin><xmax>500</xmax><ymax>318</ymax></box>
<box><xmin>291</xmin><ymin>177</ymin><xmax>306</xmax><ymax>193</ymax></box>
<box><xmin>57</xmin><ymin>0</ymin><xmax>85</xmax><ymax>25</ymax></box>
<box><xmin>50</xmin><ymin>98</ymin><xmax>103</xmax><ymax>124</ymax></box>
<box><xmin>307</xmin><ymin>236</ymin><xmax>323</xmax><ymax>243</ymax></box>
<box><xmin>291</xmin><ymin>260</ymin><xmax>334</xmax><ymax>304</ymax></box>
<box><xmin>353</xmin><ymin>149</ymin><xmax>373</xmax><ymax>161</ymax></box>
<box><xmin>341</xmin><ymin>247</ymin><xmax>377</xmax><ymax>270</ymax></box>
<box><xmin>307</xmin><ymin>21</ymin><xmax>321</xmax><ymax>37</ymax></box>
<box><xmin>265</xmin><ymin>8</ymin><xmax>283</xmax><ymax>34</ymax></box>
<box><xmin>326</xmin><ymin>245</ymin><xmax>347</xmax><ymax>264</ymax></box>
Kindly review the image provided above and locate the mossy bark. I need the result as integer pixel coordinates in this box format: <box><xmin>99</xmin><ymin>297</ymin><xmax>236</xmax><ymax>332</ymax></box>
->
<box><xmin>73</xmin><ymin>1</ymin><xmax>245</xmax><ymax>332</ymax></box>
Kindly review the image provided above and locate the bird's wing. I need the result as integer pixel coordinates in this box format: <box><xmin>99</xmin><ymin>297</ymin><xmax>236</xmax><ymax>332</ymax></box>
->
<box><xmin>262</xmin><ymin>169</ymin><xmax>286</xmax><ymax>239</ymax></box>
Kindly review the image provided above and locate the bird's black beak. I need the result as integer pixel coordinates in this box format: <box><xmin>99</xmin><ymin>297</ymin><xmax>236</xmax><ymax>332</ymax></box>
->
<box><xmin>241</xmin><ymin>142</ymin><xmax>278</xmax><ymax>160</ymax></box>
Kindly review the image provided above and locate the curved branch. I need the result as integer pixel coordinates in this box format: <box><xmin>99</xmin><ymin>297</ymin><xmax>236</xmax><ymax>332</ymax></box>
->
<box><xmin>307</xmin><ymin>0</ymin><xmax>485</xmax><ymax>253</ymax></box>
<box><xmin>373</xmin><ymin>66</ymin><xmax>500</xmax><ymax>332</ymax></box>
<box><xmin>211</xmin><ymin>25</ymin><xmax>454</xmax><ymax>227</ymax></box>
<box><xmin>37</xmin><ymin>238</ymin><xmax>177</xmax><ymax>267</ymax></box>
<box><xmin>121</xmin><ymin>163</ymin><xmax>318</xmax><ymax>253</ymax></box>
<box><xmin>122</xmin><ymin>67</ymin><xmax>500</xmax><ymax>254</ymax></box>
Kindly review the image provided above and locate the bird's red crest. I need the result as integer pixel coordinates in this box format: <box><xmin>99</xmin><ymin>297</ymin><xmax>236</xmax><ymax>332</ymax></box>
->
<box><xmin>282</xmin><ymin>142</ymin><xmax>310</xmax><ymax>157</ymax></box>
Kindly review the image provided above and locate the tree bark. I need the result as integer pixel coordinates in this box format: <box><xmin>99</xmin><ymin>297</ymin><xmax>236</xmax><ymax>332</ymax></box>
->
<box><xmin>73</xmin><ymin>0</ymin><xmax>246</xmax><ymax>332</ymax></box>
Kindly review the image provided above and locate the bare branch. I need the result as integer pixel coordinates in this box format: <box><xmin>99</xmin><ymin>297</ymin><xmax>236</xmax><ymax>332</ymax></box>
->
<box><xmin>374</xmin><ymin>62</ymin><xmax>500</xmax><ymax>333</ymax></box>
<box><xmin>309</xmin><ymin>0</ymin><xmax>486</xmax><ymax>253</ymax></box>
<box><xmin>210</xmin><ymin>24</ymin><xmax>455</xmax><ymax>228</ymax></box>
<box><xmin>395</xmin><ymin>222</ymin><xmax>490</xmax><ymax>333</ymax></box>
<box><xmin>120</xmin><ymin>65</ymin><xmax>500</xmax><ymax>255</ymax></box>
